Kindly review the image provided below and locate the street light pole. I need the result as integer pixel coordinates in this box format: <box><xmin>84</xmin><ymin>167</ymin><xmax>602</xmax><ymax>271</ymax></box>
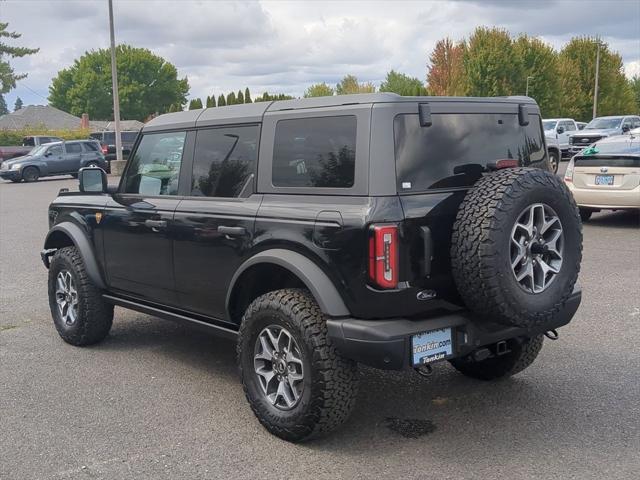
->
<box><xmin>592</xmin><ymin>41</ymin><xmax>601</xmax><ymax>120</ymax></box>
<box><xmin>526</xmin><ymin>76</ymin><xmax>534</xmax><ymax>97</ymax></box>
<box><xmin>108</xmin><ymin>0</ymin><xmax>123</xmax><ymax>163</ymax></box>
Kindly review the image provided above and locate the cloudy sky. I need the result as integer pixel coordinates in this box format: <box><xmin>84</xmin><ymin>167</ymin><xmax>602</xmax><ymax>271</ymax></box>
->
<box><xmin>2</xmin><ymin>0</ymin><xmax>639</xmax><ymax>110</ymax></box>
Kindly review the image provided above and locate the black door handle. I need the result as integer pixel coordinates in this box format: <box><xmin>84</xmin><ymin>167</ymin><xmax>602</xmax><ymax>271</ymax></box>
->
<box><xmin>218</xmin><ymin>225</ymin><xmax>246</xmax><ymax>236</ymax></box>
<box><xmin>145</xmin><ymin>219</ymin><xmax>167</xmax><ymax>231</ymax></box>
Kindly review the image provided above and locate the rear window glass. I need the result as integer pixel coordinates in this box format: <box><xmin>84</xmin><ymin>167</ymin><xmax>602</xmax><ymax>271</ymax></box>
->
<box><xmin>122</xmin><ymin>131</ymin><xmax>139</xmax><ymax>143</ymax></box>
<box><xmin>83</xmin><ymin>142</ymin><xmax>99</xmax><ymax>152</ymax></box>
<box><xmin>272</xmin><ymin>116</ymin><xmax>356</xmax><ymax>188</ymax></box>
<box><xmin>394</xmin><ymin>113</ymin><xmax>545</xmax><ymax>192</ymax></box>
<box><xmin>66</xmin><ymin>143</ymin><xmax>82</xmax><ymax>154</ymax></box>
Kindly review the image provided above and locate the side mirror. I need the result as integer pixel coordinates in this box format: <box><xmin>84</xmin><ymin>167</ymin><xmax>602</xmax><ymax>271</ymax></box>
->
<box><xmin>44</xmin><ymin>151</ymin><xmax>52</xmax><ymax>157</ymax></box>
<box><xmin>622</xmin><ymin>125</ymin><xmax>630</xmax><ymax>133</ymax></box>
<box><xmin>556</xmin><ymin>126</ymin><xmax>565</xmax><ymax>134</ymax></box>
<box><xmin>79</xmin><ymin>167</ymin><xmax>108</xmax><ymax>193</ymax></box>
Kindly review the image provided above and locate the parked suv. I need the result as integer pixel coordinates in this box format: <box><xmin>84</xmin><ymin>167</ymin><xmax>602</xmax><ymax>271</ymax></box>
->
<box><xmin>1</xmin><ymin>140</ymin><xmax>106</xmax><ymax>182</ymax></box>
<box><xmin>89</xmin><ymin>130</ymin><xmax>140</xmax><ymax>161</ymax></box>
<box><xmin>41</xmin><ymin>94</ymin><xmax>582</xmax><ymax>441</ymax></box>
<box><xmin>569</xmin><ymin>115</ymin><xmax>640</xmax><ymax>155</ymax></box>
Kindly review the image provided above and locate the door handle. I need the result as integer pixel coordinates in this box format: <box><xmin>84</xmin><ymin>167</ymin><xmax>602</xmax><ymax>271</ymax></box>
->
<box><xmin>145</xmin><ymin>219</ymin><xmax>167</xmax><ymax>231</ymax></box>
<box><xmin>218</xmin><ymin>225</ymin><xmax>246</xmax><ymax>236</ymax></box>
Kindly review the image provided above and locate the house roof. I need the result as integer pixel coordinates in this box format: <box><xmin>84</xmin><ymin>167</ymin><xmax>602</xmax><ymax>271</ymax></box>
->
<box><xmin>0</xmin><ymin>105</ymin><xmax>84</xmax><ymax>130</ymax></box>
<box><xmin>89</xmin><ymin>119</ymin><xmax>144</xmax><ymax>131</ymax></box>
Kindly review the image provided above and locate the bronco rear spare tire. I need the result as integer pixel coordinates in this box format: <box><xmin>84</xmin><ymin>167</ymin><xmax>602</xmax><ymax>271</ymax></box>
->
<box><xmin>451</xmin><ymin>168</ymin><xmax>582</xmax><ymax>328</ymax></box>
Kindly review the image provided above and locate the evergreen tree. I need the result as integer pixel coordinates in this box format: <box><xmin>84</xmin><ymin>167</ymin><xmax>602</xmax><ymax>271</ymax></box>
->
<box><xmin>206</xmin><ymin>95</ymin><xmax>216</xmax><ymax>107</ymax></box>
<box><xmin>13</xmin><ymin>96</ymin><xmax>23</xmax><ymax>111</ymax></box>
<box><xmin>218</xmin><ymin>94</ymin><xmax>226</xmax><ymax>106</ymax></box>
<box><xmin>227</xmin><ymin>92</ymin><xmax>237</xmax><ymax>105</ymax></box>
<box><xmin>0</xmin><ymin>94</ymin><xmax>8</xmax><ymax>115</ymax></box>
<box><xmin>188</xmin><ymin>98</ymin><xmax>203</xmax><ymax>110</ymax></box>
<box><xmin>244</xmin><ymin>87</ymin><xmax>252</xmax><ymax>103</ymax></box>
<box><xmin>1</xmin><ymin>22</ymin><xmax>39</xmax><ymax>95</ymax></box>
<box><xmin>237</xmin><ymin>89</ymin><xmax>244</xmax><ymax>104</ymax></box>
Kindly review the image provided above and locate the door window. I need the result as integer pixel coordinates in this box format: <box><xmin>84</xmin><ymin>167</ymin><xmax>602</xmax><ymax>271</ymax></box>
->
<box><xmin>47</xmin><ymin>145</ymin><xmax>63</xmax><ymax>157</ymax></box>
<box><xmin>66</xmin><ymin>143</ymin><xmax>82</xmax><ymax>154</ymax></box>
<box><xmin>191</xmin><ymin>125</ymin><xmax>259</xmax><ymax>198</ymax></box>
<box><xmin>123</xmin><ymin>131</ymin><xmax>186</xmax><ymax>196</ymax></box>
<box><xmin>272</xmin><ymin>116</ymin><xmax>356</xmax><ymax>188</ymax></box>
<box><xmin>561</xmin><ymin>121</ymin><xmax>576</xmax><ymax>131</ymax></box>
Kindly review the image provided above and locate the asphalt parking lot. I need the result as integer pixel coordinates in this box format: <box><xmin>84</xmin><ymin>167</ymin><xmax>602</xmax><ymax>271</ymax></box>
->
<box><xmin>1</xmin><ymin>172</ymin><xmax>639</xmax><ymax>480</ymax></box>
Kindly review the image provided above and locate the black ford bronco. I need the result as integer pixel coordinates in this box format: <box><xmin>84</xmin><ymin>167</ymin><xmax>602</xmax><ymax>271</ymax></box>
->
<box><xmin>42</xmin><ymin>93</ymin><xmax>582</xmax><ymax>441</ymax></box>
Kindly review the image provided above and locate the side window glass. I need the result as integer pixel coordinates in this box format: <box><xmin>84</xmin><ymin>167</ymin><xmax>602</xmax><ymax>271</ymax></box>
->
<box><xmin>66</xmin><ymin>143</ymin><xmax>82</xmax><ymax>154</ymax></box>
<box><xmin>48</xmin><ymin>145</ymin><xmax>63</xmax><ymax>156</ymax></box>
<box><xmin>191</xmin><ymin>125</ymin><xmax>259</xmax><ymax>198</ymax></box>
<box><xmin>272</xmin><ymin>116</ymin><xmax>356</xmax><ymax>188</ymax></box>
<box><xmin>123</xmin><ymin>131</ymin><xmax>186</xmax><ymax>196</ymax></box>
<box><xmin>565</xmin><ymin>121</ymin><xmax>576</xmax><ymax>131</ymax></box>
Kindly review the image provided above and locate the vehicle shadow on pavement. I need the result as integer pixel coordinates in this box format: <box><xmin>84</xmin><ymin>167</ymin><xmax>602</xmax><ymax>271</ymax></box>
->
<box><xmin>586</xmin><ymin>210</ymin><xmax>640</xmax><ymax>229</ymax></box>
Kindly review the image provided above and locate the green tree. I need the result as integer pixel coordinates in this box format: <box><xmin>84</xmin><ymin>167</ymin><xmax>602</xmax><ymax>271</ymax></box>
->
<box><xmin>513</xmin><ymin>35</ymin><xmax>560</xmax><ymax>116</ymax></box>
<box><xmin>379</xmin><ymin>70</ymin><xmax>426</xmax><ymax>96</ymax></box>
<box><xmin>631</xmin><ymin>76</ymin><xmax>640</xmax><ymax>112</ymax></box>
<box><xmin>48</xmin><ymin>45</ymin><xmax>189</xmax><ymax>121</ymax></box>
<box><xmin>426</xmin><ymin>38</ymin><xmax>466</xmax><ymax>96</ymax></box>
<box><xmin>244</xmin><ymin>87</ymin><xmax>252</xmax><ymax>103</ymax></box>
<box><xmin>463</xmin><ymin>27</ymin><xmax>523</xmax><ymax>97</ymax></box>
<box><xmin>559</xmin><ymin>37</ymin><xmax>636</xmax><ymax>121</ymax></box>
<box><xmin>227</xmin><ymin>91</ymin><xmax>236</xmax><ymax>105</ymax></box>
<box><xmin>206</xmin><ymin>95</ymin><xmax>216</xmax><ymax>107</ymax></box>
<box><xmin>13</xmin><ymin>96</ymin><xmax>23</xmax><ymax>111</ymax></box>
<box><xmin>188</xmin><ymin>98</ymin><xmax>203</xmax><ymax>110</ymax></box>
<box><xmin>1</xmin><ymin>22</ymin><xmax>39</xmax><ymax>95</ymax></box>
<box><xmin>0</xmin><ymin>94</ymin><xmax>8</xmax><ymax>115</ymax></box>
<box><xmin>336</xmin><ymin>75</ymin><xmax>375</xmax><ymax>95</ymax></box>
<box><xmin>304</xmin><ymin>82</ymin><xmax>335</xmax><ymax>97</ymax></box>
<box><xmin>237</xmin><ymin>89</ymin><xmax>244</xmax><ymax>104</ymax></box>
<box><xmin>168</xmin><ymin>103</ymin><xmax>182</xmax><ymax>112</ymax></box>
<box><xmin>218</xmin><ymin>94</ymin><xmax>226</xmax><ymax>106</ymax></box>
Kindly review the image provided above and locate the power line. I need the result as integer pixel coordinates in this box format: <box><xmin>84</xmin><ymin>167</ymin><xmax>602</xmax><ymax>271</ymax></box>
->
<box><xmin>15</xmin><ymin>82</ymin><xmax>49</xmax><ymax>102</ymax></box>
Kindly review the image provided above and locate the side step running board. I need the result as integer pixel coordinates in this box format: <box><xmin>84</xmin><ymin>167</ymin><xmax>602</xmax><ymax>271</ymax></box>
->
<box><xmin>102</xmin><ymin>294</ymin><xmax>239</xmax><ymax>340</ymax></box>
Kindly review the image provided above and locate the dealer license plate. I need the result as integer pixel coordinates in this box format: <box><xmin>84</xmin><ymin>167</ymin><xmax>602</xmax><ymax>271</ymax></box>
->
<box><xmin>595</xmin><ymin>175</ymin><xmax>614</xmax><ymax>186</ymax></box>
<box><xmin>411</xmin><ymin>328</ymin><xmax>453</xmax><ymax>365</ymax></box>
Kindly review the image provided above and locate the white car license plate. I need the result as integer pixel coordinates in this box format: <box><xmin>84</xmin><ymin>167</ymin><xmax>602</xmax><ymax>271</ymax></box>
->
<box><xmin>595</xmin><ymin>175</ymin><xmax>614</xmax><ymax>186</ymax></box>
<box><xmin>411</xmin><ymin>328</ymin><xmax>453</xmax><ymax>365</ymax></box>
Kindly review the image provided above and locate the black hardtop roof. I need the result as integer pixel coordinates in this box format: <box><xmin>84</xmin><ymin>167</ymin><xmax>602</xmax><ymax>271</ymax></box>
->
<box><xmin>143</xmin><ymin>93</ymin><xmax>539</xmax><ymax>132</ymax></box>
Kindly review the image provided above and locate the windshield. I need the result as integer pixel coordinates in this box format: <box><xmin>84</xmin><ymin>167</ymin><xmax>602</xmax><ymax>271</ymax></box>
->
<box><xmin>28</xmin><ymin>145</ymin><xmax>48</xmax><ymax>156</ymax></box>
<box><xmin>542</xmin><ymin>121</ymin><xmax>557</xmax><ymax>130</ymax></box>
<box><xmin>585</xmin><ymin>118</ymin><xmax>623</xmax><ymax>130</ymax></box>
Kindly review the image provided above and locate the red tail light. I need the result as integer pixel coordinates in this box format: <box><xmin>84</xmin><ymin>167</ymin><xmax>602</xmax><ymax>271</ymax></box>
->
<box><xmin>101</xmin><ymin>145</ymin><xmax>108</xmax><ymax>154</ymax></box>
<box><xmin>368</xmin><ymin>224</ymin><xmax>399</xmax><ymax>289</ymax></box>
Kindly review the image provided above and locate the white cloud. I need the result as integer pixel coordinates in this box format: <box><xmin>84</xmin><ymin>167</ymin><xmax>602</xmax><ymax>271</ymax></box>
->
<box><xmin>1</xmin><ymin>0</ymin><xmax>638</xmax><ymax>110</ymax></box>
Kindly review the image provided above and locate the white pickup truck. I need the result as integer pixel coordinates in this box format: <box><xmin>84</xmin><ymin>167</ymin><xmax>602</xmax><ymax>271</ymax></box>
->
<box><xmin>543</xmin><ymin>118</ymin><xmax>579</xmax><ymax>155</ymax></box>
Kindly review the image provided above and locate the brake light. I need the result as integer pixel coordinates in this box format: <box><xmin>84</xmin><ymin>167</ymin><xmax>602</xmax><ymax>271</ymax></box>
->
<box><xmin>101</xmin><ymin>145</ymin><xmax>108</xmax><ymax>154</ymax></box>
<box><xmin>564</xmin><ymin>159</ymin><xmax>575</xmax><ymax>182</ymax></box>
<box><xmin>368</xmin><ymin>225</ymin><xmax>399</xmax><ymax>289</ymax></box>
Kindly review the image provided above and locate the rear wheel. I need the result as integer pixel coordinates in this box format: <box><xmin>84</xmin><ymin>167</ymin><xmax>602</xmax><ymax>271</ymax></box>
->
<box><xmin>548</xmin><ymin>150</ymin><xmax>559</xmax><ymax>174</ymax></box>
<box><xmin>48</xmin><ymin>246</ymin><xmax>113</xmax><ymax>346</ymax></box>
<box><xmin>579</xmin><ymin>208</ymin><xmax>593</xmax><ymax>222</ymax></box>
<box><xmin>22</xmin><ymin>166</ymin><xmax>39</xmax><ymax>182</ymax></box>
<box><xmin>238</xmin><ymin>289</ymin><xmax>358</xmax><ymax>442</ymax></box>
<box><xmin>449</xmin><ymin>335</ymin><xmax>544</xmax><ymax>380</ymax></box>
<box><xmin>86</xmin><ymin>161</ymin><xmax>99</xmax><ymax>168</ymax></box>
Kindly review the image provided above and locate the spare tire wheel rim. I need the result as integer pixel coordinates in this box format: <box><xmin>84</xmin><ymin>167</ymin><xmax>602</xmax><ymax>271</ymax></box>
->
<box><xmin>510</xmin><ymin>203</ymin><xmax>564</xmax><ymax>294</ymax></box>
<box><xmin>253</xmin><ymin>325</ymin><xmax>304</xmax><ymax>411</ymax></box>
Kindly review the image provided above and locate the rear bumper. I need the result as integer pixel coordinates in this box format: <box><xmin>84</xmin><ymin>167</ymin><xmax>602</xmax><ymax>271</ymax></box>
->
<box><xmin>327</xmin><ymin>288</ymin><xmax>581</xmax><ymax>370</ymax></box>
<box><xmin>567</xmin><ymin>182</ymin><xmax>640</xmax><ymax>209</ymax></box>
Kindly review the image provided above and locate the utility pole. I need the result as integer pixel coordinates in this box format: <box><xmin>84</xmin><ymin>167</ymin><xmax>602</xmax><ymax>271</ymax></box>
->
<box><xmin>525</xmin><ymin>76</ymin><xmax>534</xmax><ymax>97</ymax></box>
<box><xmin>108</xmin><ymin>0</ymin><xmax>123</xmax><ymax>164</ymax></box>
<box><xmin>592</xmin><ymin>41</ymin><xmax>601</xmax><ymax>120</ymax></box>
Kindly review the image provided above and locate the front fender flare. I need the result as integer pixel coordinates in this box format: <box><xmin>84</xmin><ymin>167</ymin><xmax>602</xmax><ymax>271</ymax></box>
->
<box><xmin>226</xmin><ymin>249</ymin><xmax>350</xmax><ymax>317</ymax></box>
<box><xmin>43</xmin><ymin>221</ymin><xmax>106</xmax><ymax>290</ymax></box>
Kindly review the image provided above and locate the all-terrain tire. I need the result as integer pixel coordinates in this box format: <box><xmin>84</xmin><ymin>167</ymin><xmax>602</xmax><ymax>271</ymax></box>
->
<box><xmin>449</xmin><ymin>335</ymin><xmax>544</xmax><ymax>380</ymax></box>
<box><xmin>48</xmin><ymin>246</ymin><xmax>113</xmax><ymax>346</ymax></box>
<box><xmin>237</xmin><ymin>288</ymin><xmax>358</xmax><ymax>442</ymax></box>
<box><xmin>451</xmin><ymin>168</ymin><xmax>582</xmax><ymax>328</ymax></box>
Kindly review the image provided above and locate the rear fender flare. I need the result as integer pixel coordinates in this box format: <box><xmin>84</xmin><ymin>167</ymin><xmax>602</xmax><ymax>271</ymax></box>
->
<box><xmin>43</xmin><ymin>221</ymin><xmax>106</xmax><ymax>289</ymax></box>
<box><xmin>226</xmin><ymin>249</ymin><xmax>350</xmax><ymax>317</ymax></box>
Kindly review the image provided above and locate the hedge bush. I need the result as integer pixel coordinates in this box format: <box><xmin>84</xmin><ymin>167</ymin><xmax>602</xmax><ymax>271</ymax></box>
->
<box><xmin>0</xmin><ymin>128</ymin><xmax>91</xmax><ymax>145</ymax></box>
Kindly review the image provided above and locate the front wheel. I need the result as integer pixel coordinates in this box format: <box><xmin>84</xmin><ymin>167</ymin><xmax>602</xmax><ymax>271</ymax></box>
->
<box><xmin>22</xmin><ymin>166</ymin><xmax>39</xmax><ymax>182</ymax></box>
<box><xmin>48</xmin><ymin>246</ymin><xmax>113</xmax><ymax>346</ymax></box>
<box><xmin>449</xmin><ymin>335</ymin><xmax>544</xmax><ymax>380</ymax></box>
<box><xmin>237</xmin><ymin>289</ymin><xmax>358</xmax><ymax>442</ymax></box>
